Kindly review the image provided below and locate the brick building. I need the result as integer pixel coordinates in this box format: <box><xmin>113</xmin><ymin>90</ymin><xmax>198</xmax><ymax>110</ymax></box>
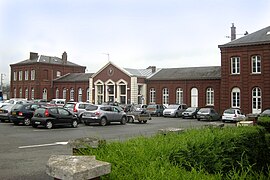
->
<box><xmin>9</xmin><ymin>25</ymin><xmax>270</xmax><ymax>115</ymax></box>
<box><xmin>10</xmin><ymin>52</ymin><xmax>86</xmax><ymax>101</ymax></box>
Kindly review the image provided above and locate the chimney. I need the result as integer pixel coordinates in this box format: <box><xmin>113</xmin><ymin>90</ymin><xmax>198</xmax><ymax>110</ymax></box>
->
<box><xmin>231</xmin><ymin>23</ymin><xmax>236</xmax><ymax>41</ymax></box>
<box><xmin>30</xmin><ymin>52</ymin><xmax>38</xmax><ymax>60</ymax></box>
<box><xmin>147</xmin><ymin>66</ymin><xmax>156</xmax><ymax>73</ymax></box>
<box><xmin>62</xmin><ymin>51</ymin><xmax>67</xmax><ymax>64</ymax></box>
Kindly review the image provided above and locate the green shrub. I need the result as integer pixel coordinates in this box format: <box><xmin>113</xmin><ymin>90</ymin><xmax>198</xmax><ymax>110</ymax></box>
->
<box><xmin>258</xmin><ymin>116</ymin><xmax>270</xmax><ymax>132</ymax></box>
<box><xmin>77</xmin><ymin>126</ymin><xmax>270</xmax><ymax>179</ymax></box>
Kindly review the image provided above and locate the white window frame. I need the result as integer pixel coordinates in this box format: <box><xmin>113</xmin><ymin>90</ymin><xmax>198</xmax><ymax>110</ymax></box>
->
<box><xmin>78</xmin><ymin>88</ymin><xmax>82</xmax><ymax>102</ymax></box>
<box><xmin>176</xmin><ymin>88</ymin><xmax>183</xmax><ymax>104</ymax></box>
<box><xmin>162</xmin><ymin>88</ymin><xmax>169</xmax><ymax>105</ymax></box>
<box><xmin>206</xmin><ymin>87</ymin><xmax>214</xmax><ymax>106</ymax></box>
<box><xmin>150</xmin><ymin>88</ymin><xmax>156</xmax><ymax>104</ymax></box>
<box><xmin>13</xmin><ymin>71</ymin><xmax>17</xmax><ymax>81</ymax></box>
<box><xmin>56</xmin><ymin>88</ymin><xmax>59</xmax><ymax>99</ymax></box>
<box><xmin>252</xmin><ymin>87</ymin><xmax>261</xmax><ymax>113</ymax></box>
<box><xmin>31</xmin><ymin>70</ymin><xmax>35</xmax><ymax>80</ymax></box>
<box><xmin>63</xmin><ymin>88</ymin><xmax>67</xmax><ymax>99</ymax></box>
<box><xmin>25</xmin><ymin>88</ymin><xmax>28</xmax><ymax>99</ymax></box>
<box><xmin>25</xmin><ymin>70</ymin><xmax>29</xmax><ymax>80</ymax></box>
<box><xmin>56</xmin><ymin>71</ymin><xmax>61</xmax><ymax>77</ymax></box>
<box><xmin>251</xmin><ymin>55</ymin><xmax>261</xmax><ymax>74</ymax></box>
<box><xmin>231</xmin><ymin>57</ymin><xmax>240</xmax><ymax>74</ymax></box>
<box><xmin>31</xmin><ymin>88</ymin><xmax>35</xmax><ymax>100</ymax></box>
<box><xmin>70</xmin><ymin>88</ymin><xmax>74</xmax><ymax>101</ymax></box>
<box><xmin>231</xmin><ymin>87</ymin><xmax>240</xmax><ymax>108</ymax></box>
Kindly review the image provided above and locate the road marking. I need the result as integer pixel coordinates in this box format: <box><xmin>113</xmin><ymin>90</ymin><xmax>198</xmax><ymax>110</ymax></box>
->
<box><xmin>18</xmin><ymin>142</ymin><xmax>68</xmax><ymax>149</ymax></box>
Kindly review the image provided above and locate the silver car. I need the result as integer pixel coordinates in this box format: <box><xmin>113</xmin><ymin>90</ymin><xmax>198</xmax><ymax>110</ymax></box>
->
<box><xmin>163</xmin><ymin>104</ymin><xmax>187</xmax><ymax>117</ymax></box>
<box><xmin>82</xmin><ymin>105</ymin><xmax>127</xmax><ymax>126</ymax></box>
<box><xmin>64</xmin><ymin>102</ymin><xmax>94</xmax><ymax>122</ymax></box>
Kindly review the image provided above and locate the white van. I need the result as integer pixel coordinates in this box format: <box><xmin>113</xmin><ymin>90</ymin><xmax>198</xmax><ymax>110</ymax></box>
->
<box><xmin>49</xmin><ymin>99</ymin><xmax>66</xmax><ymax>107</ymax></box>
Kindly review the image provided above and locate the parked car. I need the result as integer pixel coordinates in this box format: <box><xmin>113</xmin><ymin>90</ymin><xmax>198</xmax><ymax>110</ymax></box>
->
<box><xmin>10</xmin><ymin>103</ymin><xmax>43</xmax><ymax>125</ymax></box>
<box><xmin>31</xmin><ymin>106</ymin><xmax>79</xmax><ymax>129</ymax></box>
<box><xmin>0</xmin><ymin>104</ymin><xmax>14</xmax><ymax>122</ymax></box>
<box><xmin>182</xmin><ymin>107</ymin><xmax>199</xmax><ymax>119</ymax></box>
<box><xmin>146</xmin><ymin>104</ymin><xmax>166</xmax><ymax>116</ymax></box>
<box><xmin>222</xmin><ymin>108</ymin><xmax>246</xmax><ymax>122</ymax></box>
<box><xmin>82</xmin><ymin>105</ymin><xmax>127</xmax><ymax>126</ymax></box>
<box><xmin>48</xmin><ymin>99</ymin><xmax>66</xmax><ymax>107</ymax></box>
<box><xmin>259</xmin><ymin>108</ymin><xmax>270</xmax><ymax>117</ymax></box>
<box><xmin>163</xmin><ymin>104</ymin><xmax>187</xmax><ymax>117</ymax></box>
<box><xmin>197</xmin><ymin>107</ymin><xmax>221</xmax><ymax>121</ymax></box>
<box><xmin>64</xmin><ymin>102</ymin><xmax>94</xmax><ymax>122</ymax></box>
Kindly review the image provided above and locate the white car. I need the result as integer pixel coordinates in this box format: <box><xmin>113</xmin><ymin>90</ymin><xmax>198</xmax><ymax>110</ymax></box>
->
<box><xmin>222</xmin><ymin>108</ymin><xmax>246</xmax><ymax>122</ymax></box>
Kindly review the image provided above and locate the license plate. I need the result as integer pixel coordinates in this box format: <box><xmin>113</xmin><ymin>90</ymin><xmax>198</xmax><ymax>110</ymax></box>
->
<box><xmin>12</xmin><ymin>112</ymin><xmax>16</xmax><ymax>115</ymax></box>
<box><xmin>35</xmin><ymin>122</ymin><xmax>41</xmax><ymax>124</ymax></box>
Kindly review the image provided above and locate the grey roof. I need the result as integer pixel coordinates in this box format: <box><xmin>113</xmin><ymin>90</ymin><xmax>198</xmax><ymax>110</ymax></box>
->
<box><xmin>219</xmin><ymin>26</ymin><xmax>270</xmax><ymax>48</ymax></box>
<box><xmin>148</xmin><ymin>66</ymin><xmax>221</xmax><ymax>80</ymax></box>
<box><xmin>53</xmin><ymin>73</ymin><xmax>94</xmax><ymax>82</ymax></box>
<box><xmin>124</xmin><ymin>68</ymin><xmax>157</xmax><ymax>77</ymax></box>
<box><xmin>15</xmin><ymin>55</ymin><xmax>84</xmax><ymax>67</ymax></box>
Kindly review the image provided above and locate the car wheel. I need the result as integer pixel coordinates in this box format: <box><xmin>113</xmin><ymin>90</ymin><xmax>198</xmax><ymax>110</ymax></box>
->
<box><xmin>24</xmin><ymin>118</ymin><xmax>31</xmax><ymax>126</ymax></box>
<box><xmin>197</xmin><ymin>118</ymin><xmax>201</xmax><ymax>121</ymax></box>
<box><xmin>46</xmin><ymin>121</ymin><xmax>53</xmax><ymax>129</ymax></box>
<box><xmin>143</xmin><ymin>120</ymin><xmax>147</xmax><ymax>123</ymax></box>
<box><xmin>1</xmin><ymin>119</ymin><xmax>5</xmax><ymax>123</ymax></box>
<box><xmin>71</xmin><ymin>120</ymin><xmax>78</xmax><ymax>128</ymax></box>
<box><xmin>32</xmin><ymin>124</ymin><xmax>38</xmax><ymax>128</ymax></box>
<box><xmin>182</xmin><ymin>116</ymin><xmax>185</xmax><ymax>119</ymax></box>
<box><xmin>157</xmin><ymin>112</ymin><xmax>161</xmax><ymax>117</ymax></box>
<box><xmin>84</xmin><ymin>121</ymin><xmax>90</xmax><ymax>126</ymax></box>
<box><xmin>175</xmin><ymin>113</ymin><xmax>179</xmax><ymax>118</ymax></box>
<box><xmin>121</xmin><ymin>116</ymin><xmax>127</xmax><ymax>125</ymax></box>
<box><xmin>100</xmin><ymin>117</ymin><xmax>107</xmax><ymax>126</ymax></box>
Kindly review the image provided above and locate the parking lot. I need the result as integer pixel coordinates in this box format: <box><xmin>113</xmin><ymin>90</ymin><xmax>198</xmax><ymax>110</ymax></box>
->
<box><xmin>0</xmin><ymin>117</ymin><xmax>233</xmax><ymax>179</ymax></box>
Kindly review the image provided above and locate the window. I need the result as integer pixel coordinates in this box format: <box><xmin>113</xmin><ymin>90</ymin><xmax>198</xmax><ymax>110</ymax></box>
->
<box><xmin>42</xmin><ymin>88</ymin><xmax>47</xmax><ymax>100</ymax></box>
<box><xmin>25</xmin><ymin>88</ymin><xmax>28</xmax><ymax>99</ymax></box>
<box><xmin>231</xmin><ymin>57</ymin><xmax>240</xmax><ymax>74</ymax></box>
<box><xmin>231</xmin><ymin>87</ymin><xmax>240</xmax><ymax>108</ymax></box>
<box><xmin>31</xmin><ymin>88</ymin><xmax>35</xmax><ymax>99</ymax></box>
<box><xmin>251</xmin><ymin>55</ymin><xmax>261</xmax><ymax>74</ymax></box>
<box><xmin>55</xmin><ymin>88</ymin><xmax>59</xmax><ymax>99</ymax></box>
<box><xmin>150</xmin><ymin>88</ymin><xmax>156</xmax><ymax>104</ymax></box>
<box><xmin>78</xmin><ymin>88</ymin><xmax>82</xmax><ymax>102</ymax></box>
<box><xmin>206</xmin><ymin>88</ymin><xmax>214</xmax><ymax>105</ymax></box>
<box><xmin>86</xmin><ymin>88</ymin><xmax>90</xmax><ymax>102</ymax></box>
<box><xmin>31</xmin><ymin>70</ymin><xmax>35</xmax><ymax>80</ymax></box>
<box><xmin>13</xmin><ymin>71</ymin><xmax>17</xmax><ymax>81</ymax></box>
<box><xmin>176</xmin><ymin>88</ymin><xmax>183</xmax><ymax>104</ymax></box>
<box><xmin>162</xmin><ymin>88</ymin><xmax>169</xmax><ymax>105</ymax></box>
<box><xmin>70</xmin><ymin>88</ymin><xmax>74</xmax><ymax>101</ymax></box>
<box><xmin>25</xmin><ymin>70</ymin><xmax>29</xmax><ymax>80</ymax></box>
<box><xmin>14</xmin><ymin>88</ymin><xmax>16</xmax><ymax>98</ymax></box>
<box><xmin>63</xmin><ymin>88</ymin><xmax>67</xmax><ymax>99</ymax></box>
<box><xmin>56</xmin><ymin>71</ymin><xmax>61</xmax><ymax>77</ymax></box>
<box><xmin>18</xmin><ymin>71</ymin><xmax>23</xmax><ymax>81</ymax></box>
<box><xmin>19</xmin><ymin>88</ymin><xmax>22</xmax><ymax>98</ymax></box>
<box><xmin>252</xmin><ymin>87</ymin><xmax>261</xmax><ymax>113</ymax></box>
<box><xmin>97</xmin><ymin>84</ymin><xmax>104</xmax><ymax>104</ymax></box>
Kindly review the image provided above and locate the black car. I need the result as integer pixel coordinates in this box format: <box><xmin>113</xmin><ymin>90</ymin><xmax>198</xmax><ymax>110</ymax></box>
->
<box><xmin>31</xmin><ymin>106</ymin><xmax>79</xmax><ymax>129</ymax></box>
<box><xmin>182</xmin><ymin>107</ymin><xmax>199</xmax><ymax>119</ymax></box>
<box><xmin>10</xmin><ymin>103</ymin><xmax>43</xmax><ymax>126</ymax></box>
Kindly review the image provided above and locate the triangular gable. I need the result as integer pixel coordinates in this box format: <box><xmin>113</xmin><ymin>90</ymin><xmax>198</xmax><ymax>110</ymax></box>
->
<box><xmin>91</xmin><ymin>61</ymin><xmax>132</xmax><ymax>78</ymax></box>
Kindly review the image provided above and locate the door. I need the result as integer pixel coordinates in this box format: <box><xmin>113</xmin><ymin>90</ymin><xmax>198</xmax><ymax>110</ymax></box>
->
<box><xmin>252</xmin><ymin>87</ymin><xmax>262</xmax><ymax>114</ymax></box>
<box><xmin>58</xmin><ymin>108</ymin><xmax>72</xmax><ymax>124</ymax></box>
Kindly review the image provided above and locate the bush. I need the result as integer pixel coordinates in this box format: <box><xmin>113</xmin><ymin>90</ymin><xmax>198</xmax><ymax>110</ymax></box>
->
<box><xmin>77</xmin><ymin>126</ymin><xmax>270</xmax><ymax>179</ymax></box>
<box><xmin>258</xmin><ymin>116</ymin><xmax>270</xmax><ymax>132</ymax></box>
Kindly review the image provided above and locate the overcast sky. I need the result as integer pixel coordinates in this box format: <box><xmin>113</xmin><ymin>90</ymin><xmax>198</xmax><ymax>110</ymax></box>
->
<box><xmin>1</xmin><ymin>0</ymin><xmax>270</xmax><ymax>84</ymax></box>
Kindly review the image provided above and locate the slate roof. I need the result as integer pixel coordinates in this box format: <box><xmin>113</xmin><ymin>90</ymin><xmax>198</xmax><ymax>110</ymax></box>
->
<box><xmin>219</xmin><ymin>26</ymin><xmax>270</xmax><ymax>48</ymax></box>
<box><xmin>14</xmin><ymin>55</ymin><xmax>84</xmax><ymax>67</ymax></box>
<box><xmin>53</xmin><ymin>73</ymin><xmax>94</xmax><ymax>82</ymax></box>
<box><xmin>124</xmin><ymin>68</ymin><xmax>158</xmax><ymax>77</ymax></box>
<box><xmin>148</xmin><ymin>66</ymin><xmax>221</xmax><ymax>80</ymax></box>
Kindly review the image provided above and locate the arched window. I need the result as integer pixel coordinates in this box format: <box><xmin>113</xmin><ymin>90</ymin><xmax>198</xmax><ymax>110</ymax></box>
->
<box><xmin>31</xmin><ymin>88</ymin><xmax>35</xmax><ymax>100</ymax></box>
<box><xmin>162</xmin><ymin>88</ymin><xmax>169</xmax><ymax>105</ymax></box>
<box><xmin>78</xmin><ymin>88</ymin><xmax>82</xmax><ymax>102</ymax></box>
<box><xmin>251</xmin><ymin>55</ymin><xmax>261</xmax><ymax>74</ymax></box>
<box><xmin>206</xmin><ymin>87</ymin><xmax>214</xmax><ymax>105</ymax></box>
<box><xmin>25</xmin><ymin>88</ymin><xmax>28</xmax><ymax>99</ymax></box>
<box><xmin>231</xmin><ymin>87</ymin><xmax>240</xmax><ymax>108</ymax></box>
<box><xmin>86</xmin><ymin>88</ymin><xmax>90</xmax><ymax>102</ymax></box>
<box><xmin>252</xmin><ymin>87</ymin><xmax>261</xmax><ymax>114</ymax></box>
<box><xmin>176</xmin><ymin>88</ymin><xmax>183</xmax><ymax>104</ymax></box>
<box><xmin>63</xmin><ymin>88</ymin><xmax>67</xmax><ymax>99</ymax></box>
<box><xmin>19</xmin><ymin>88</ymin><xmax>22</xmax><ymax>98</ymax></box>
<box><xmin>70</xmin><ymin>88</ymin><xmax>74</xmax><ymax>101</ymax></box>
<box><xmin>55</xmin><ymin>88</ymin><xmax>59</xmax><ymax>99</ymax></box>
<box><xmin>150</xmin><ymin>88</ymin><xmax>156</xmax><ymax>104</ymax></box>
<box><xmin>191</xmin><ymin>88</ymin><xmax>198</xmax><ymax>107</ymax></box>
<box><xmin>42</xmin><ymin>88</ymin><xmax>47</xmax><ymax>101</ymax></box>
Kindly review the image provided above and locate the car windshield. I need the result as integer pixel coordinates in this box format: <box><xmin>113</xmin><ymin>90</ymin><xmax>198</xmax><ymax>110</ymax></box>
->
<box><xmin>224</xmin><ymin>109</ymin><xmax>235</xmax><ymax>114</ymax></box>
<box><xmin>11</xmin><ymin>104</ymin><xmax>23</xmax><ymax>110</ymax></box>
<box><xmin>86</xmin><ymin>105</ymin><xmax>98</xmax><ymax>111</ymax></box>
<box><xmin>1</xmin><ymin>105</ymin><xmax>13</xmax><ymax>110</ymax></box>
<box><xmin>199</xmin><ymin>108</ymin><xmax>210</xmax><ymax>113</ymax></box>
<box><xmin>185</xmin><ymin>107</ymin><xmax>196</xmax><ymax>112</ymax></box>
<box><xmin>167</xmin><ymin>105</ymin><xmax>179</xmax><ymax>109</ymax></box>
